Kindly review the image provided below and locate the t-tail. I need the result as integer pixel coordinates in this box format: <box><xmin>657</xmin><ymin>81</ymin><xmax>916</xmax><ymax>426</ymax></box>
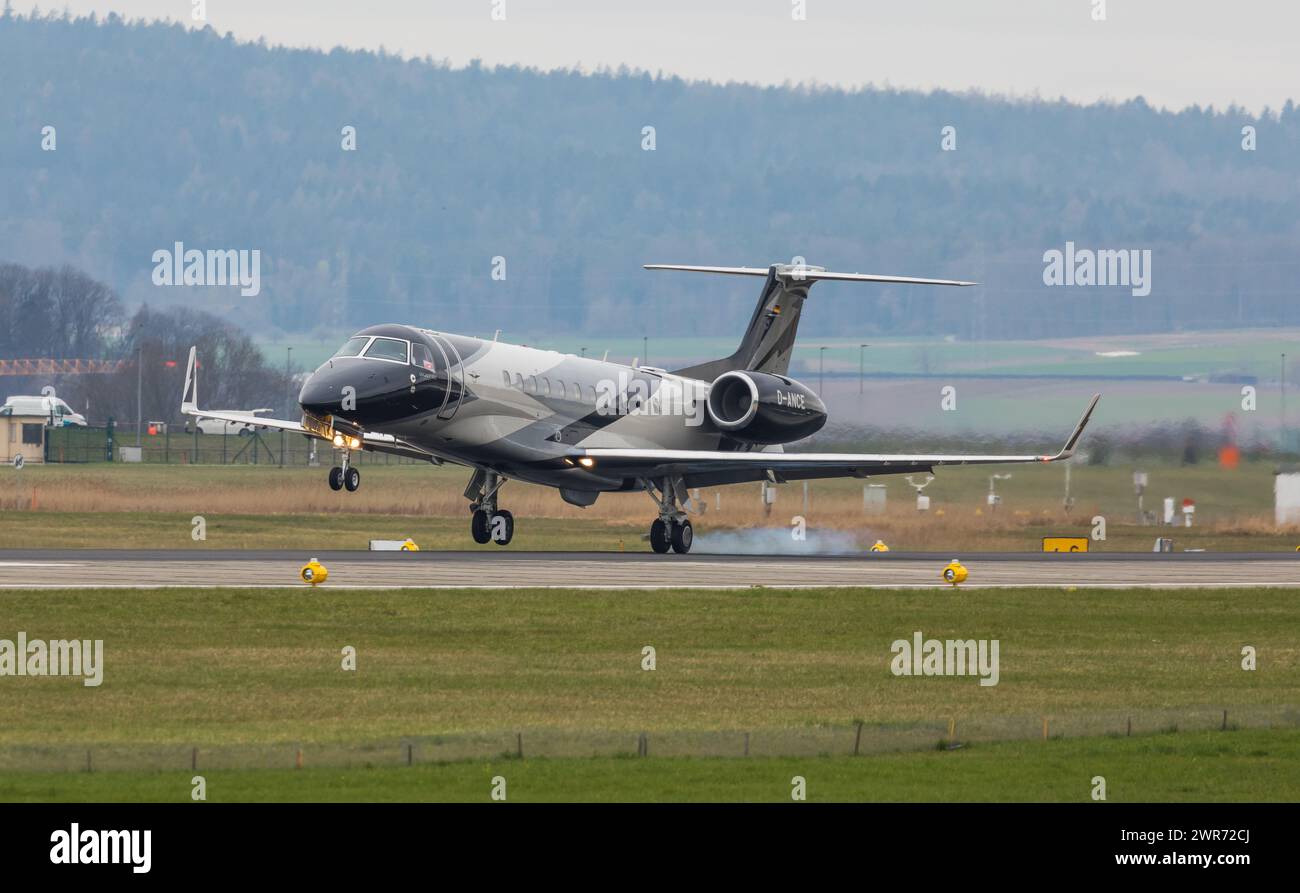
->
<box><xmin>645</xmin><ymin>263</ymin><xmax>976</xmax><ymax>379</ymax></box>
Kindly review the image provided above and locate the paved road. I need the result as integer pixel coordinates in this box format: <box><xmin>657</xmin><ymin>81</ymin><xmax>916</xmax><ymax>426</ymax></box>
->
<box><xmin>1</xmin><ymin>549</ymin><xmax>1298</xmax><ymax>589</ymax></box>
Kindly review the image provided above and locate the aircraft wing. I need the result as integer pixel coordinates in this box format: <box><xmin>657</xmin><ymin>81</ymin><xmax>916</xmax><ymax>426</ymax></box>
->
<box><xmin>573</xmin><ymin>395</ymin><xmax>1100</xmax><ymax>481</ymax></box>
<box><xmin>178</xmin><ymin>346</ymin><xmax>442</xmax><ymax>462</ymax></box>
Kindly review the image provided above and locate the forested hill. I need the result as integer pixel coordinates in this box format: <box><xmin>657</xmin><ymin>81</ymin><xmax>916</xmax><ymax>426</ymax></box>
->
<box><xmin>1</xmin><ymin>9</ymin><xmax>1297</xmax><ymax>343</ymax></box>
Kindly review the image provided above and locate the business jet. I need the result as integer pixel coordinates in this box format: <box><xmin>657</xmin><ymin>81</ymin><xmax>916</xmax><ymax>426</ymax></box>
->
<box><xmin>181</xmin><ymin>263</ymin><xmax>1099</xmax><ymax>553</ymax></box>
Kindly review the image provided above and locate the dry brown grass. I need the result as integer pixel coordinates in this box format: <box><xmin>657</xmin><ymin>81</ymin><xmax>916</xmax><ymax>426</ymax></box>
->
<box><xmin>4</xmin><ymin>461</ymin><xmax>1298</xmax><ymax>552</ymax></box>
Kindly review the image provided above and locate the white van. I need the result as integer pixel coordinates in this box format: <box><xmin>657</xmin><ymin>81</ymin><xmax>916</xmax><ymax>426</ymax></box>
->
<box><xmin>1</xmin><ymin>395</ymin><xmax>88</xmax><ymax>427</ymax></box>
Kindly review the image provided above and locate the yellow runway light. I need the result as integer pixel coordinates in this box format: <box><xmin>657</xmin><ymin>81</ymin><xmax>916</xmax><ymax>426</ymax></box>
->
<box><xmin>942</xmin><ymin>559</ymin><xmax>968</xmax><ymax>586</ymax></box>
<box><xmin>869</xmin><ymin>540</ymin><xmax>890</xmax><ymax>552</ymax></box>
<box><xmin>300</xmin><ymin>558</ymin><xmax>329</xmax><ymax>586</ymax></box>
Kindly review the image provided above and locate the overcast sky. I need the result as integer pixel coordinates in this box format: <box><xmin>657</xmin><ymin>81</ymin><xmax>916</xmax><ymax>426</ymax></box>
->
<box><xmin>54</xmin><ymin>0</ymin><xmax>1297</xmax><ymax>113</ymax></box>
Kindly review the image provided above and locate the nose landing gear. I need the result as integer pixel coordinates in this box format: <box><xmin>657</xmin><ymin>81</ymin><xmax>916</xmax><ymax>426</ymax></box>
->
<box><xmin>328</xmin><ymin>449</ymin><xmax>360</xmax><ymax>492</ymax></box>
<box><xmin>466</xmin><ymin>469</ymin><xmax>514</xmax><ymax>545</ymax></box>
<box><xmin>643</xmin><ymin>476</ymin><xmax>694</xmax><ymax>554</ymax></box>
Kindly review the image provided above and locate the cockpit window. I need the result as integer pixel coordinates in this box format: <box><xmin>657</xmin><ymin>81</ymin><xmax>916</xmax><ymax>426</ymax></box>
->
<box><xmin>412</xmin><ymin>343</ymin><xmax>435</xmax><ymax>371</ymax></box>
<box><xmin>333</xmin><ymin>336</ymin><xmax>370</xmax><ymax>358</ymax></box>
<box><xmin>363</xmin><ymin>337</ymin><xmax>411</xmax><ymax>363</ymax></box>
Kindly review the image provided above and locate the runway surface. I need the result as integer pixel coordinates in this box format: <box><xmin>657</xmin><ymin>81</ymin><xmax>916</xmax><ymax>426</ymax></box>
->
<box><xmin>1</xmin><ymin>549</ymin><xmax>1299</xmax><ymax>589</ymax></box>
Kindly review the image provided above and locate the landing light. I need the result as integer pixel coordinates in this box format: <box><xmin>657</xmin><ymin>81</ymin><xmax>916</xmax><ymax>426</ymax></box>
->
<box><xmin>348</xmin><ymin>436</ymin><xmax>362</xmax><ymax>450</ymax></box>
<box><xmin>332</xmin><ymin>434</ymin><xmax>345</xmax><ymax>447</ymax></box>
<box><xmin>577</xmin><ymin>456</ymin><xmax>595</xmax><ymax>468</ymax></box>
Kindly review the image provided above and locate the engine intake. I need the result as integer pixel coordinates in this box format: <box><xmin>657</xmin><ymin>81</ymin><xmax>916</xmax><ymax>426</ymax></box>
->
<box><xmin>706</xmin><ymin>370</ymin><xmax>826</xmax><ymax>444</ymax></box>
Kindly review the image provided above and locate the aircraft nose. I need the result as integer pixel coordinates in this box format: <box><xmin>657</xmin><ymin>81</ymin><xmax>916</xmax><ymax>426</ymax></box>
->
<box><xmin>298</xmin><ymin>370</ymin><xmax>343</xmax><ymax>416</ymax></box>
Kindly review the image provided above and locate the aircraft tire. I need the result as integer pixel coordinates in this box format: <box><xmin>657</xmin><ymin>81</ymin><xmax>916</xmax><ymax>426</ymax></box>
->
<box><xmin>471</xmin><ymin>509</ymin><xmax>492</xmax><ymax>544</ymax></box>
<box><xmin>493</xmin><ymin>510</ymin><xmax>515</xmax><ymax>545</ymax></box>
<box><xmin>650</xmin><ymin>518</ymin><xmax>671</xmax><ymax>553</ymax></box>
<box><xmin>328</xmin><ymin>466</ymin><xmax>344</xmax><ymax>490</ymax></box>
<box><xmin>670</xmin><ymin>519</ymin><xmax>693</xmax><ymax>554</ymax></box>
<box><xmin>344</xmin><ymin>466</ymin><xmax>361</xmax><ymax>491</ymax></box>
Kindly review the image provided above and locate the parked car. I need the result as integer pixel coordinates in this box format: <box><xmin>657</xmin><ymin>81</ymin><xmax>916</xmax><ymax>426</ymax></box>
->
<box><xmin>1</xmin><ymin>395</ymin><xmax>88</xmax><ymax>427</ymax></box>
<box><xmin>190</xmin><ymin>409</ymin><xmax>275</xmax><ymax>436</ymax></box>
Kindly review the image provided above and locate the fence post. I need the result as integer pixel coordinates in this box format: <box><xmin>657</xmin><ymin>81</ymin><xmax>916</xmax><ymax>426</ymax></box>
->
<box><xmin>853</xmin><ymin>721</ymin><xmax>863</xmax><ymax>756</ymax></box>
<box><xmin>516</xmin><ymin>733</ymin><xmax>523</xmax><ymax>759</ymax></box>
<box><xmin>637</xmin><ymin>732</ymin><xmax>648</xmax><ymax>757</ymax></box>
<box><xmin>1221</xmin><ymin>710</ymin><xmax>1228</xmax><ymax>731</ymax></box>
<box><xmin>743</xmin><ymin>732</ymin><xmax>750</xmax><ymax>757</ymax></box>
<box><xmin>406</xmin><ymin>743</ymin><xmax>413</xmax><ymax>766</ymax></box>
<box><xmin>192</xmin><ymin>747</ymin><xmax>198</xmax><ymax>771</ymax></box>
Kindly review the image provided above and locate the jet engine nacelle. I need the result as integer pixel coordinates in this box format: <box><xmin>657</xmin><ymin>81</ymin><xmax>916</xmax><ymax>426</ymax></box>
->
<box><xmin>706</xmin><ymin>370</ymin><xmax>827</xmax><ymax>444</ymax></box>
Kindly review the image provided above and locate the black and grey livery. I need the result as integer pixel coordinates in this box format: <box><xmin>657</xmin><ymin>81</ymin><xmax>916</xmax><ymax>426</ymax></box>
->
<box><xmin>181</xmin><ymin>262</ymin><xmax>1099</xmax><ymax>554</ymax></box>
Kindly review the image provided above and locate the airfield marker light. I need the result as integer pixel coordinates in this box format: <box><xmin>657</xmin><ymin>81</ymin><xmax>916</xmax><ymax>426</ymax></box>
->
<box><xmin>870</xmin><ymin>540</ymin><xmax>890</xmax><ymax>552</ymax></box>
<box><xmin>942</xmin><ymin>559</ymin><xmax>968</xmax><ymax>586</ymax></box>
<box><xmin>300</xmin><ymin>558</ymin><xmax>329</xmax><ymax>586</ymax></box>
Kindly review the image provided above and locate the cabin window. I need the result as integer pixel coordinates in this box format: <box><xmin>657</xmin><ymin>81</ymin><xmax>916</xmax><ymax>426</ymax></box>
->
<box><xmin>363</xmin><ymin>337</ymin><xmax>411</xmax><ymax>364</ymax></box>
<box><xmin>332</xmin><ymin>336</ymin><xmax>370</xmax><ymax>358</ymax></box>
<box><xmin>502</xmin><ymin>370</ymin><xmax>511</xmax><ymax>387</ymax></box>
<box><xmin>541</xmin><ymin>377</ymin><xmax>551</xmax><ymax>396</ymax></box>
<box><xmin>412</xmin><ymin>343</ymin><xmax>436</xmax><ymax>371</ymax></box>
<box><xmin>525</xmin><ymin>376</ymin><xmax>538</xmax><ymax>394</ymax></box>
<box><xmin>514</xmin><ymin>373</ymin><xmax>524</xmax><ymax>390</ymax></box>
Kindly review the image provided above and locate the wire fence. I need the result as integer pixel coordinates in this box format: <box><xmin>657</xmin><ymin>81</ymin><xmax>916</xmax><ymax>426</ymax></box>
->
<box><xmin>43</xmin><ymin>425</ymin><xmax>424</xmax><ymax>466</ymax></box>
<box><xmin>4</xmin><ymin>706</ymin><xmax>1296</xmax><ymax>773</ymax></box>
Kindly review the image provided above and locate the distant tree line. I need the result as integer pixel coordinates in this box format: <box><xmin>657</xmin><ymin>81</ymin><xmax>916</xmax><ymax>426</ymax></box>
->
<box><xmin>0</xmin><ymin>262</ymin><xmax>289</xmax><ymax>425</ymax></box>
<box><xmin>1</xmin><ymin>10</ymin><xmax>1298</xmax><ymax>345</ymax></box>
<box><xmin>0</xmin><ymin>263</ymin><xmax>121</xmax><ymax>359</ymax></box>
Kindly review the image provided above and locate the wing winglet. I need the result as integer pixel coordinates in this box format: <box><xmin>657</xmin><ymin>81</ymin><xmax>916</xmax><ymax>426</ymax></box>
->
<box><xmin>1045</xmin><ymin>394</ymin><xmax>1100</xmax><ymax>461</ymax></box>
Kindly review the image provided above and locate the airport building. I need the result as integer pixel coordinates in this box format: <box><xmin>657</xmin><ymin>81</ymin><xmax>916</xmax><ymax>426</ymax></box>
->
<box><xmin>0</xmin><ymin>411</ymin><xmax>47</xmax><ymax>465</ymax></box>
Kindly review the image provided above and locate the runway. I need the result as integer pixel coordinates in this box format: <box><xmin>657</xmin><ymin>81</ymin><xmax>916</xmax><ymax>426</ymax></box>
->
<box><xmin>1</xmin><ymin>549</ymin><xmax>1298</xmax><ymax>589</ymax></box>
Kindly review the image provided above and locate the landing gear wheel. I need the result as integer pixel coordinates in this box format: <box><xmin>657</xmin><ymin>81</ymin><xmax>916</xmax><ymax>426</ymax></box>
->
<box><xmin>670</xmin><ymin>519</ymin><xmax>693</xmax><ymax>554</ymax></box>
<box><xmin>471</xmin><ymin>509</ymin><xmax>491</xmax><ymax>544</ymax></box>
<box><xmin>492</xmin><ymin>510</ymin><xmax>515</xmax><ymax>546</ymax></box>
<box><xmin>328</xmin><ymin>466</ymin><xmax>344</xmax><ymax>491</ymax></box>
<box><xmin>650</xmin><ymin>518</ymin><xmax>671</xmax><ymax>554</ymax></box>
<box><xmin>344</xmin><ymin>466</ymin><xmax>361</xmax><ymax>492</ymax></box>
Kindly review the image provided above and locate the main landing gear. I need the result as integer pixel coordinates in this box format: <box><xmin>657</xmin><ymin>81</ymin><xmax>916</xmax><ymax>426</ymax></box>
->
<box><xmin>643</xmin><ymin>476</ymin><xmax>694</xmax><ymax>554</ymax></box>
<box><xmin>328</xmin><ymin>451</ymin><xmax>360</xmax><ymax>492</ymax></box>
<box><xmin>466</xmin><ymin>469</ymin><xmax>514</xmax><ymax>546</ymax></box>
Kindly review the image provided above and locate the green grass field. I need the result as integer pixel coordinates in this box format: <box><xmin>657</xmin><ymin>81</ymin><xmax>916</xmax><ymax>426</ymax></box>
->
<box><xmin>0</xmin><ymin>584</ymin><xmax>1295</xmax><ymax>801</ymax></box>
<box><xmin>2</xmin><ymin>730</ymin><xmax>1295</xmax><ymax>802</ymax></box>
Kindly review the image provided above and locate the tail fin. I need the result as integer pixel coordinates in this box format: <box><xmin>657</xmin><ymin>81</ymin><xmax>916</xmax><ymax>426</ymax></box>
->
<box><xmin>181</xmin><ymin>345</ymin><xmax>198</xmax><ymax>414</ymax></box>
<box><xmin>646</xmin><ymin>263</ymin><xmax>975</xmax><ymax>379</ymax></box>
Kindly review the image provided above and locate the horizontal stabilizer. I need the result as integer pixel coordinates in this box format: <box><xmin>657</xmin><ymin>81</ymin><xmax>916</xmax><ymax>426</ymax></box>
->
<box><xmin>644</xmin><ymin>264</ymin><xmax>977</xmax><ymax>287</ymax></box>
